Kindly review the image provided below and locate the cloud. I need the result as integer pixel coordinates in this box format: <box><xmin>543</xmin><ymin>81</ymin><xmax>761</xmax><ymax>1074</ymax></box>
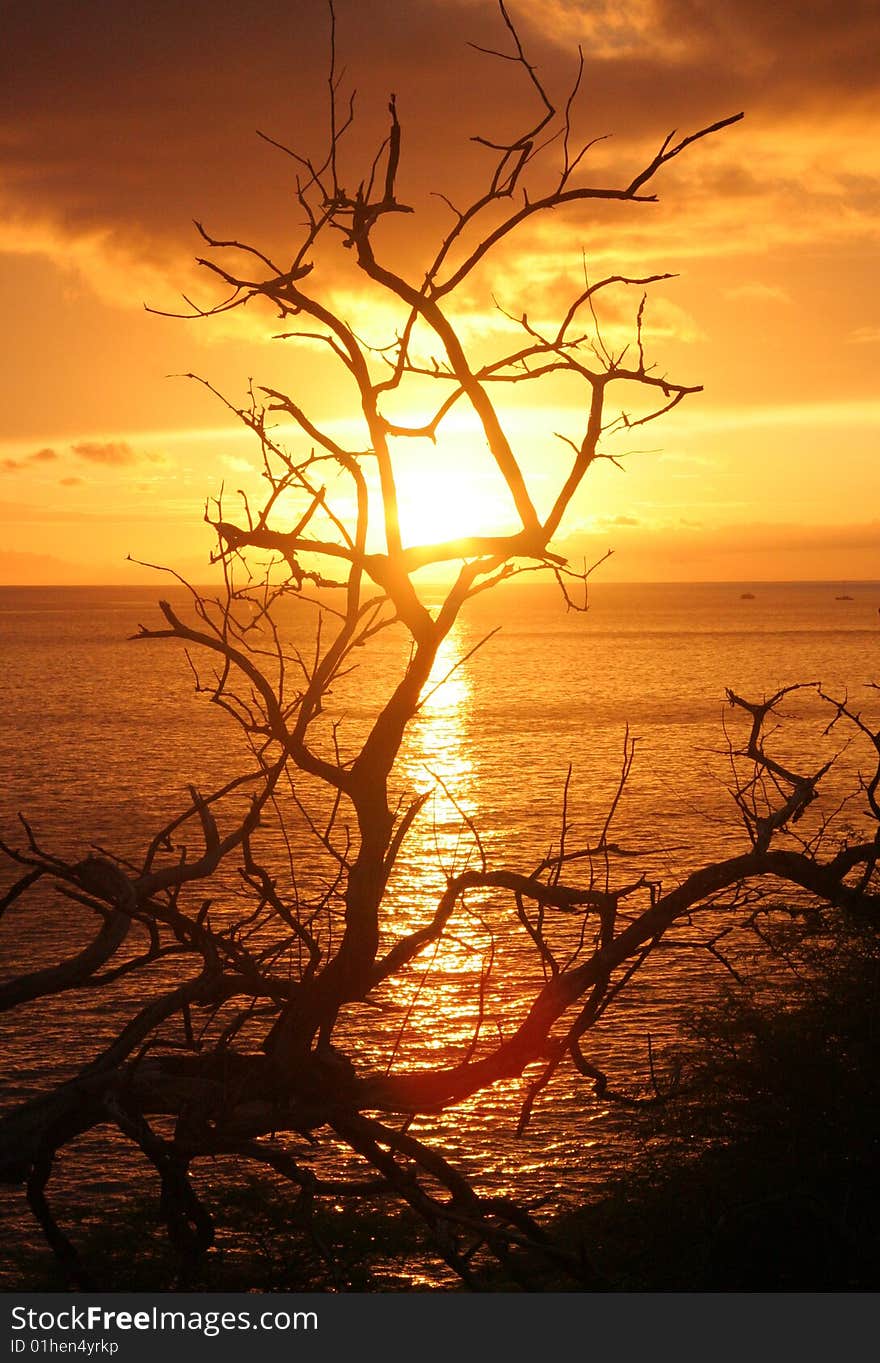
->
<box><xmin>2</xmin><ymin>438</ymin><xmax>169</xmax><ymax>475</ymax></box>
<box><xmin>67</xmin><ymin>439</ymin><xmax>167</xmax><ymax>467</ymax></box>
<box><xmin>651</xmin><ymin>0</ymin><xmax>879</xmax><ymax>104</ymax></box>
<box><xmin>0</xmin><ymin>0</ymin><xmax>876</xmax><ymax>316</ymax></box>
<box><xmin>70</xmin><ymin>440</ymin><xmax>137</xmax><ymax>465</ymax></box>
<box><xmin>59</xmin><ymin>476</ymin><xmax>84</xmax><ymax>487</ymax></box>
<box><xmin>1</xmin><ymin>446</ymin><xmax>58</xmax><ymax>473</ymax></box>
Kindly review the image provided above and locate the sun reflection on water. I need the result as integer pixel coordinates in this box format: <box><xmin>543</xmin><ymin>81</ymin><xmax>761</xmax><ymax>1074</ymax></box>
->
<box><xmin>402</xmin><ymin>621</ymin><xmax>477</xmax><ymax>876</ymax></box>
<box><xmin>377</xmin><ymin>622</ymin><xmax>502</xmax><ymax>1075</ymax></box>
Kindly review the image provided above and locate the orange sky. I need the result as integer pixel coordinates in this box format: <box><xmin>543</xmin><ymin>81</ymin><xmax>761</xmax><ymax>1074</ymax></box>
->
<box><xmin>1</xmin><ymin>0</ymin><xmax>878</xmax><ymax>585</ymax></box>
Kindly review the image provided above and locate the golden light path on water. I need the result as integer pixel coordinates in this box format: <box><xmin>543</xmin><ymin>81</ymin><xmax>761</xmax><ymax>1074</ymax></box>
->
<box><xmin>387</xmin><ymin>622</ymin><xmax>486</xmax><ymax>1071</ymax></box>
<box><xmin>367</xmin><ymin>623</ymin><xmax>605</xmax><ymax>1201</ymax></box>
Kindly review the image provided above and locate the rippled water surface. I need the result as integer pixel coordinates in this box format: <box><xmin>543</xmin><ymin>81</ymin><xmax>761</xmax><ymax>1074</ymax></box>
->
<box><xmin>1</xmin><ymin>579</ymin><xmax>878</xmax><ymax>1280</ymax></box>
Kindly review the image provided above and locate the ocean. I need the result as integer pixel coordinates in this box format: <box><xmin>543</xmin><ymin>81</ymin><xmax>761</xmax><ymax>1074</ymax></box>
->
<box><xmin>1</xmin><ymin>579</ymin><xmax>878</xmax><ymax>1279</ymax></box>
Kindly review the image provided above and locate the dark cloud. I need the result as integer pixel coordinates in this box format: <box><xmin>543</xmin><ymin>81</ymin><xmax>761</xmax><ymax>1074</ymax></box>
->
<box><xmin>653</xmin><ymin>0</ymin><xmax>879</xmax><ymax>104</ymax></box>
<box><xmin>0</xmin><ymin>1</ymin><xmax>495</xmax><ymax>250</ymax></box>
<box><xmin>1</xmin><ymin>447</ymin><xmax>58</xmax><ymax>473</ymax></box>
<box><xmin>70</xmin><ymin>440</ymin><xmax>136</xmax><ymax>465</ymax></box>
<box><xmin>3</xmin><ymin>444</ymin><xmax>165</xmax><ymax>477</ymax></box>
<box><xmin>4</xmin><ymin>441</ymin><xmax>163</xmax><ymax>473</ymax></box>
<box><xmin>1</xmin><ymin>0</ymin><xmax>874</xmax><ymax>275</ymax></box>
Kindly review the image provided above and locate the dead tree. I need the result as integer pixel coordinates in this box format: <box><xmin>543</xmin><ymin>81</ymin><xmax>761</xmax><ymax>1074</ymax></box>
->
<box><xmin>1</xmin><ymin>3</ymin><xmax>877</xmax><ymax>1288</ymax></box>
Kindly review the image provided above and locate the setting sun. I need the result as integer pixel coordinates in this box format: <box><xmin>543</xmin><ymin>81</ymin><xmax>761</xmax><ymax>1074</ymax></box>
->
<box><xmin>393</xmin><ymin>433</ymin><xmax>521</xmax><ymax>549</ymax></box>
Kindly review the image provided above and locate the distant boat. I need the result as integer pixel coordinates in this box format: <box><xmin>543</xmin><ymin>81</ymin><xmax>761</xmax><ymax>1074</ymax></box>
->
<box><xmin>835</xmin><ymin>594</ymin><xmax>853</xmax><ymax>601</ymax></box>
<box><xmin>740</xmin><ymin>591</ymin><xmax>755</xmax><ymax>600</ymax></box>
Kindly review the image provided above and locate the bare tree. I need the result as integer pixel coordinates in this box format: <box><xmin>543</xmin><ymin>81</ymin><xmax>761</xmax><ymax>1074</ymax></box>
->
<box><xmin>1</xmin><ymin>3</ymin><xmax>877</xmax><ymax>1289</ymax></box>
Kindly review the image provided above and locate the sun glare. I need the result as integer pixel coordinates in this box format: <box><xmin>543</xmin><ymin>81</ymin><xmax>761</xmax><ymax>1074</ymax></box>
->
<box><xmin>393</xmin><ymin>429</ymin><xmax>521</xmax><ymax>550</ymax></box>
<box><xmin>396</xmin><ymin>467</ymin><xmax>510</xmax><ymax>548</ymax></box>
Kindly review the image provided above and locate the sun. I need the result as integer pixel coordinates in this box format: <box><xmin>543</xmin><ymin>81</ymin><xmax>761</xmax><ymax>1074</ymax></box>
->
<box><xmin>392</xmin><ymin>427</ymin><xmax>522</xmax><ymax>551</ymax></box>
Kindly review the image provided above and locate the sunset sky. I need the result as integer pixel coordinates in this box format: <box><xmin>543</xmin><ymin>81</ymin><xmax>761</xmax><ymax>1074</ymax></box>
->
<box><xmin>1</xmin><ymin>0</ymin><xmax>877</xmax><ymax>585</ymax></box>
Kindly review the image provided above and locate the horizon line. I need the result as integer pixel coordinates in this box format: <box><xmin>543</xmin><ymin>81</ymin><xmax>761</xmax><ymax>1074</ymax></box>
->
<box><xmin>2</xmin><ymin>577</ymin><xmax>879</xmax><ymax>591</ymax></box>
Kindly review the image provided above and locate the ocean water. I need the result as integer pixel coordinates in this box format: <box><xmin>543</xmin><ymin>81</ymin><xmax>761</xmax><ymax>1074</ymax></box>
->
<box><xmin>2</xmin><ymin>578</ymin><xmax>876</xmax><ymax>855</ymax></box>
<box><xmin>1</xmin><ymin>579</ymin><xmax>878</xmax><ymax>1277</ymax></box>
